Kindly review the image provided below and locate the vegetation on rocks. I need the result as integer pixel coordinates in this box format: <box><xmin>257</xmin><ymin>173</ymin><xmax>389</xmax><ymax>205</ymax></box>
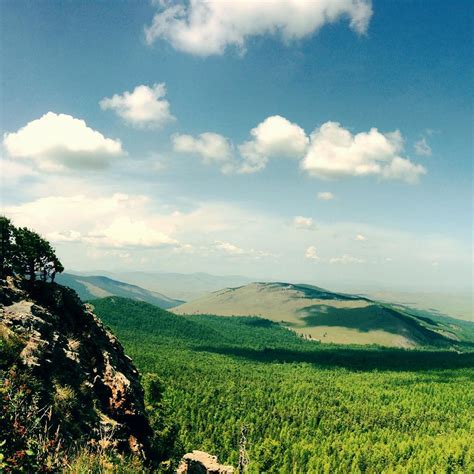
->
<box><xmin>0</xmin><ymin>278</ymin><xmax>177</xmax><ymax>472</ymax></box>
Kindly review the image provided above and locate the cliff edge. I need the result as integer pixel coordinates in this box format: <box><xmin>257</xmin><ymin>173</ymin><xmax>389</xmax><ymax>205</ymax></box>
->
<box><xmin>0</xmin><ymin>276</ymin><xmax>153</xmax><ymax>468</ymax></box>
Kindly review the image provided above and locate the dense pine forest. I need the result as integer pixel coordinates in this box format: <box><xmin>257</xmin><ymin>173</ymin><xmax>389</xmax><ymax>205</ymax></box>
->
<box><xmin>93</xmin><ymin>297</ymin><xmax>474</xmax><ymax>473</ymax></box>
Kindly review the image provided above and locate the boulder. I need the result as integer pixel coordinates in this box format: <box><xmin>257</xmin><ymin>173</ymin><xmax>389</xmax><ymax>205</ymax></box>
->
<box><xmin>177</xmin><ymin>450</ymin><xmax>235</xmax><ymax>474</ymax></box>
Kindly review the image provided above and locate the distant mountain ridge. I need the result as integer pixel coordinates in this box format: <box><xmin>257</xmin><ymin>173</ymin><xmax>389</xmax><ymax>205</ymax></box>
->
<box><xmin>173</xmin><ymin>282</ymin><xmax>474</xmax><ymax>348</ymax></box>
<box><xmin>56</xmin><ymin>273</ymin><xmax>183</xmax><ymax>309</ymax></box>
<box><xmin>71</xmin><ymin>270</ymin><xmax>255</xmax><ymax>301</ymax></box>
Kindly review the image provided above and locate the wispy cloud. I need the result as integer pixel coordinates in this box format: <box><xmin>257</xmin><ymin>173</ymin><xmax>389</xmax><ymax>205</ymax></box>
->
<box><xmin>414</xmin><ymin>136</ymin><xmax>432</xmax><ymax>157</ymax></box>
<box><xmin>317</xmin><ymin>191</ymin><xmax>335</xmax><ymax>201</ymax></box>
<box><xmin>293</xmin><ymin>216</ymin><xmax>316</xmax><ymax>230</ymax></box>
<box><xmin>329</xmin><ymin>254</ymin><xmax>365</xmax><ymax>264</ymax></box>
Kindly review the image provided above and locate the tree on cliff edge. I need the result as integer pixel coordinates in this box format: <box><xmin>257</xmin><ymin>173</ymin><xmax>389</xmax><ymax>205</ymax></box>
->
<box><xmin>0</xmin><ymin>216</ymin><xmax>64</xmax><ymax>282</ymax></box>
<box><xmin>0</xmin><ymin>216</ymin><xmax>14</xmax><ymax>278</ymax></box>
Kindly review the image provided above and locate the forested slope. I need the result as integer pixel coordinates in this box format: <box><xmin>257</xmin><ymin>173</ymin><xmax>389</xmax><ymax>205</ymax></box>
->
<box><xmin>92</xmin><ymin>297</ymin><xmax>474</xmax><ymax>473</ymax></box>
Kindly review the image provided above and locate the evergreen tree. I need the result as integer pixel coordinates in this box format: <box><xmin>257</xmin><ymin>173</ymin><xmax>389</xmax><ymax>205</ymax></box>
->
<box><xmin>0</xmin><ymin>217</ymin><xmax>63</xmax><ymax>282</ymax></box>
<box><xmin>12</xmin><ymin>226</ymin><xmax>44</xmax><ymax>281</ymax></box>
<box><xmin>0</xmin><ymin>216</ymin><xmax>14</xmax><ymax>278</ymax></box>
<box><xmin>143</xmin><ymin>373</ymin><xmax>180</xmax><ymax>467</ymax></box>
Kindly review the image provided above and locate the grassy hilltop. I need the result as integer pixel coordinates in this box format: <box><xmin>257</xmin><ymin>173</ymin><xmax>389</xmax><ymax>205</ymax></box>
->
<box><xmin>173</xmin><ymin>282</ymin><xmax>473</xmax><ymax>348</ymax></box>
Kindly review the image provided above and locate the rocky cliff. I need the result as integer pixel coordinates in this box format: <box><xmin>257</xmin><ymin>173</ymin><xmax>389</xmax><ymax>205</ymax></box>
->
<box><xmin>0</xmin><ymin>276</ymin><xmax>153</xmax><ymax>466</ymax></box>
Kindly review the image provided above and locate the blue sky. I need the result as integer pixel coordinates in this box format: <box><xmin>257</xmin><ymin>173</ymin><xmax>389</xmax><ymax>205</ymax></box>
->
<box><xmin>0</xmin><ymin>0</ymin><xmax>472</xmax><ymax>296</ymax></box>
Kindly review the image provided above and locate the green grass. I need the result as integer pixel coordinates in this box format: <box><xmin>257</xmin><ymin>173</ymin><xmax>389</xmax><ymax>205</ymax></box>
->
<box><xmin>92</xmin><ymin>297</ymin><xmax>474</xmax><ymax>473</ymax></box>
<box><xmin>172</xmin><ymin>282</ymin><xmax>471</xmax><ymax>348</ymax></box>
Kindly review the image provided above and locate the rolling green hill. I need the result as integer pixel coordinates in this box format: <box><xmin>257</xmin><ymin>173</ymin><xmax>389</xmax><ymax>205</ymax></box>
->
<box><xmin>91</xmin><ymin>297</ymin><xmax>474</xmax><ymax>473</ymax></box>
<box><xmin>56</xmin><ymin>272</ymin><xmax>183</xmax><ymax>309</ymax></box>
<box><xmin>173</xmin><ymin>282</ymin><xmax>473</xmax><ymax>348</ymax></box>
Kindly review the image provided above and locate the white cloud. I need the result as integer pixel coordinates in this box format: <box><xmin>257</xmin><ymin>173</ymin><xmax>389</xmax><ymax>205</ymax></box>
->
<box><xmin>172</xmin><ymin>132</ymin><xmax>234</xmax><ymax>172</ymax></box>
<box><xmin>414</xmin><ymin>136</ymin><xmax>432</xmax><ymax>157</ymax></box>
<box><xmin>239</xmin><ymin>115</ymin><xmax>308</xmax><ymax>173</ymax></box>
<box><xmin>301</xmin><ymin>121</ymin><xmax>426</xmax><ymax>183</ymax></box>
<box><xmin>329</xmin><ymin>254</ymin><xmax>365</xmax><ymax>264</ymax></box>
<box><xmin>145</xmin><ymin>0</ymin><xmax>373</xmax><ymax>56</ymax></box>
<box><xmin>355</xmin><ymin>234</ymin><xmax>366</xmax><ymax>241</ymax></box>
<box><xmin>47</xmin><ymin>230</ymin><xmax>83</xmax><ymax>243</ymax></box>
<box><xmin>172</xmin><ymin>117</ymin><xmax>425</xmax><ymax>183</ymax></box>
<box><xmin>176</xmin><ymin>115</ymin><xmax>308</xmax><ymax>174</ymax></box>
<box><xmin>215</xmin><ymin>240</ymin><xmax>245</xmax><ymax>255</ymax></box>
<box><xmin>381</xmin><ymin>156</ymin><xmax>426</xmax><ymax>184</ymax></box>
<box><xmin>293</xmin><ymin>216</ymin><xmax>315</xmax><ymax>230</ymax></box>
<box><xmin>317</xmin><ymin>191</ymin><xmax>335</xmax><ymax>201</ymax></box>
<box><xmin>0</xmin><ymin>158</ymin><xmax>37</xmax><ymax>181</ymax></box>
<box><xmin>87</xmin><ymin>217</ymin><xmax>177</xmax><ymax>248</ymax></box>
<box><xmin>3</xmin><ymin>112</ymin><xmax>124</xmax><ymax>171</ymax></box>
<box><xmin>100</xmin><ymin>83</ymin><xmax>174</xmax><ymax>129</ymax></box>
<box><xmin>214</xmin><ymin>240</ymin><xmax>270</xmax><ymax>259</ymax></box>
<box><xmin>305</xmin><ymin>246</ymin><xmax>320</xmax><ymax>261</ymax></box>
<box><xmin>3</xmin><ymin>192</ymin><xmax>469</xmax><ymax>289</ymax></box>
<box><xmin>4</xmin><ymin>193</ymin><xmax>177</xmax><ymax>249</ymax></box>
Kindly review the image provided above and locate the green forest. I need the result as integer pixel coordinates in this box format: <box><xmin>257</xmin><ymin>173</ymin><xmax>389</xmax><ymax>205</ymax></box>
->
<box><xmin>92</xmin><ymin>297</ymin><xmax>474</xmax><ymax>473</ymax></box>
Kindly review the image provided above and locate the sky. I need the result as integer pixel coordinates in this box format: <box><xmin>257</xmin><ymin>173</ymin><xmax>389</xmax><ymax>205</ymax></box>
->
<box><xmin>0</xmin><ymin>0</ymin><xmax>472</xmax><ymax>297</ymax></box>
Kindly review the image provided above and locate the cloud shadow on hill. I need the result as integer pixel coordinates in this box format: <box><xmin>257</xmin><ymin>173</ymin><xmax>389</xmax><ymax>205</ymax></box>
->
<box><xmin>193</xmin><ymin>344</ymin><xmax>474</xmax><ymax>372</ymax></box>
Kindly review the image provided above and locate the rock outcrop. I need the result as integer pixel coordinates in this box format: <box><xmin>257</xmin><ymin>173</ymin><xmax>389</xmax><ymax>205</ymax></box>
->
<box><xmin>0</xmin><ymin>276</ymin><xmax>153</xmax><ymax>458</ymax></box>
<box><xmin>177</xmin><ymin>450</ymin><xmax>235</xmax><ymax>474</ymax></box>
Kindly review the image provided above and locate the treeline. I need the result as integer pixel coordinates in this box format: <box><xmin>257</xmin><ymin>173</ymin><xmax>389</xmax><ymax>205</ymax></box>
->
<box><xmin>0</xmin><ymin>216</ymin><xmax>63</xmax><ymax>282</ymax></box>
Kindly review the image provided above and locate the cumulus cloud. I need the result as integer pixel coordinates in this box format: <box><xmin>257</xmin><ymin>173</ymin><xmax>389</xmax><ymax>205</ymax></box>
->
<box><xmin>3</xmin><ymin>112</ymin><xmax>124</xmax><ymax>171</ymax></box>
<box><xmin>301</xmin><ymin>121</ymin><xmax>426</xmax><ymax>183</ymax></box>
<box><xmin>100</xmin><ymin>83</ymin><xmax>174</xmax><ymax>129</ymax></box>
<box><xmin>145</xmin><ymin>0</ymin><xmax>373</xmax><ymax>56</ymax></box>
<box><xmin>239</xmin><ymin>115</ymin><xmax>308</xmax><ymax>173</ymax></box>
<box><xmin>293</xmin><ymin>216</ymin><xmax>315</xmax><ymax>230</ymax></box>
<box><xmin>329</xmin><ymin>254</ymin><xmax>365</xmax><ymax>264</ymax></box>
<box><xmin>317</xmin><ymin>191</ymin><xmax>335</xmax><ymax>201</ymax></box>
<box><xmin>380</xmin><ymin>157</ymin><xmax>426</xmax><ymax>184</ymax></box>
<box><xmin>87</xmin><ymin>217</ymin><xmax>177</xmax><ymax>248</ymax></box>
<box><xmin>4</xmin><ymin>193</ymin><xmax>177</xmax><ymax>249</ymax></box>
<box><xmin>305</xmin><ymin>246</ymin><xmax>320</xmax><ymax>261</ymax></box>
<box><xmin>414</xmin><ymin>136</ymin><xmax>432</xmax><ymax>157</ymax></box>
<box><xmin>172</xmin><ymin>132</ymin><xmax>234</xmax><ymax>172</ymax></box>
<box><xmin>1</xmin><ymin>158</ymin><xmax>37</xmax><ymax>181</ymax></box>
<box><xmin>173</xmin><ymin>116</ymin><xmax>425</xmax><ymax>183</ymax></box>
<box><xmin>175</xmin><ymin>115</ymin><xmax>308</xmax><ymax>174</ymax></box>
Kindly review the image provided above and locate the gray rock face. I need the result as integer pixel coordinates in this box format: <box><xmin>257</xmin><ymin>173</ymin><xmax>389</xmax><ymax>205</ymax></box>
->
<box><xmin>0</xmin><ymin>276</ymin><xmax>153</xmax><ymax>458</ymax></box>
<box><xmin>177</xmin><ymin>450</ymin><xmax>235</xmax><ymax>474</ymax></box>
